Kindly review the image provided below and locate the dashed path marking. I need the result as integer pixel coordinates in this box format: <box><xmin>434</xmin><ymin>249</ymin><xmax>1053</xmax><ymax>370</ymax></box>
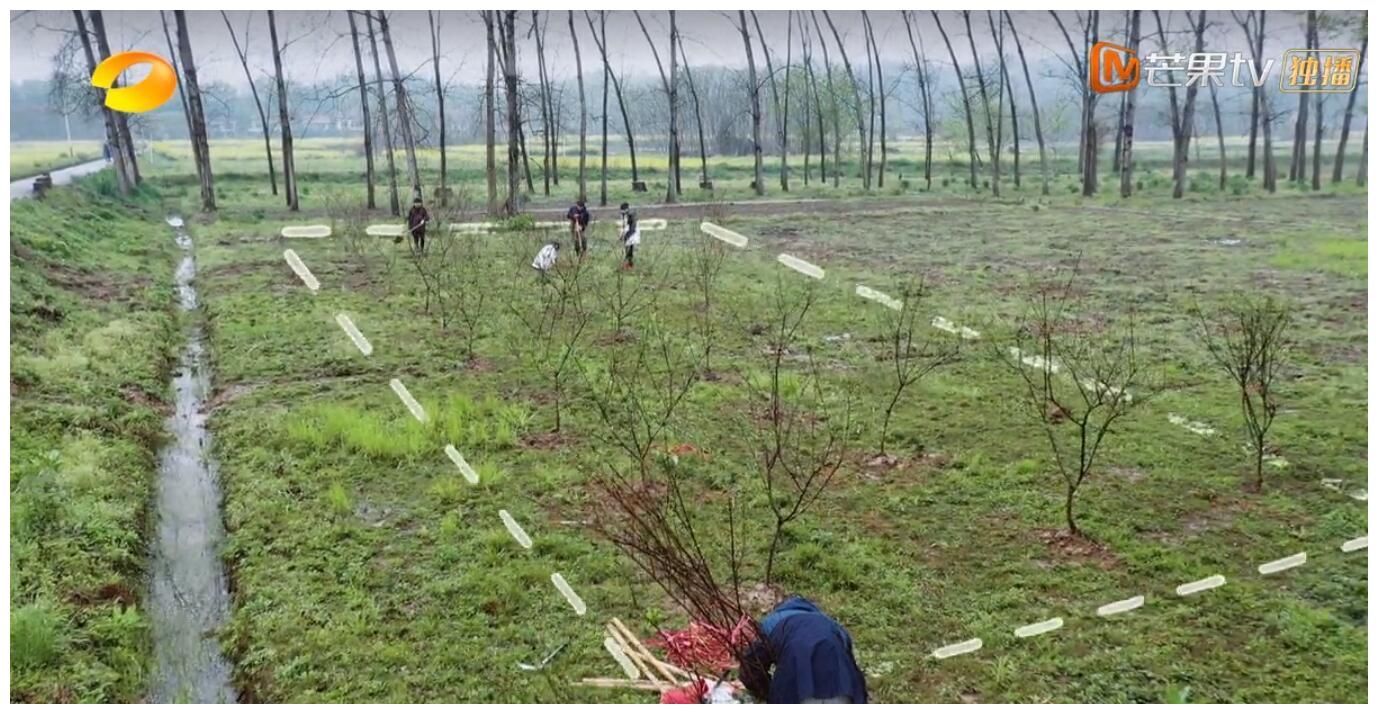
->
<box><xmin>334</xmin><ymin>313</ymin><xmax>373</xmax><ymax>356</ymax></box>
<box><xmin>777</xmin><ymin>253</ymin><xmax>824</xmax><ymax>279</ymax></box>
<box><xmin>1096</xmin><ymin>595</ymin><xmax>1145</xmax><ymax>617</ymax></box>
<box><xmin>389</xmin><ymin>378</ymin><xmax>427</xmax><ymax>423</ymax></box>
<box><xmin>1176</xmin><ymin>574</ymin><xmax>1226</xmax><ymax>596</ymax></box>
<box><xmin>280</xmin><ymin>224</ymin><xmax>332</xmax><ymax>238</ymax></box>
<box><xmin>551</xmin><ymin>573</ymin><xmax>588</xmax><ymax>615</ymax></box>
<box><xmin>1014</xmin><ymin>618</ymin><xmax>1063</xmax><ymax>638</ymax></box>
<box><xmin>855</xmin><ymin>285</ymin><xmax>902</xmax><ymax>311</ymax></box>
<box><xmin>931</xmin><ymin>638</ymin><xmax>982</xmax><ymax>659</ymax></box>
<box><xmin>699</xmin><ymin>221</ymin><xmax>749</xmax><ymax>248</ymax></box>
<box><xmin>499</xmin><ymin>509</ymin><xmax>534</xmax><ymax>549</ymax></box>
<box><xmin>283</xmin><ymin>249</ymin><xmax>319</xmax><ymax>292</ymax></box>
<box><xmin>444</xmin><ymin>444</ymin><xmax>481</xmax><ymax>484</ymax></box>
<box><xmin>1258</xmin><ymin>552</ymin><xmax>1307</xmax><ymax>575</ymax></box>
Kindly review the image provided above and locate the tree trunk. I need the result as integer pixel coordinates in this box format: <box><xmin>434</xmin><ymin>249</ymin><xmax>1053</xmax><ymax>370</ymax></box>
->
<box><xmin>810</xmin><ymin>11</ymin><xmax>841</xmax><ymax>187</ymax></box>
<box><xmin>1312</xmin><ymin>95</ymin><xmax>1324</xmax><ymax>191</ymax></box>
<box><xmin>500</xmin><ymin>11</ymin><xmax>521</xmax><ymax>214</ymax></box>
<box><xmin>163</xmin><ymin>13</ymin><xmax>195</xmax><ymax>153</ymax></box>
<box><xmin>568</xmin><ymin>11</ymin><xmax>588</xmax><ymax>200</ymax></box>
<box><xmin>267</xmin><ymin>11</ymin><xmax>298</xmax><ymax>211</ymax></box>
<box><xmin>992</xmin><ymin>12</ymin><xmax>1020</xmax><ymax>189</ymax></box>
<box><xmin>365</xmin><ymin>11</ymin><xmax>400</xmax><ymax>216</ymax></box>
<box><xmin>1209</xmin><ymin>81</ymin><xmax>1226</xmax><ymax>190</ymax></box>
<box><xmin>90</xmin><ymin>12</ymin><xmax>140</xmax><ymax>185</ymax></box>
<box><xmin>532</xmin><ymin>11</ymin><xmax>553</xmax><ymax>196</ymax></box>
<box><xmin>1237</xmin><ymin>12</ymin><xmax>1261</xmax><ymax>179</ymax></box>
<box><xmin>1118</xmin><ymin>11</ymin><xmax>1142</xmax><ymax>198</ymax></box>
<box><xmin>902</xmin><ymin>11</ymin><xmax>935</xmax><ymax>191</ymax></box>
<box><xmin>678</xmin><ymin>32</ymin><xmax>710</xmax><ymax>187</ymax></box>
<box><xmin>864</xmin><ymin>11</ymin><xmax>887</xmax><ymax>188</ymax></box>
<box><xmin>964</xmin><ymin>11</ymin><xmax>999</xmax><ymax>196</ymax></box>
<box><xmin>72</xmin><ymin>11</ymin><xmax>131</xmax><ymax>196</ymax></box>
<box><xmin>173</xmin><ymin>10</ymin><xmax>215</xmax><ymax>211</ymax></box>
<box><xmin>346</xmin><ymin>12</ymin><xmax>374</xmax><ymax>208</ymax></box>
<box><xmin>739</xmin><ymin>11</ymin><xmax>765</xmax><ymax>196</ymax></box>
<box><xmin>633</xmin><ymin>11</ymin><xmax>678</xmax><ymax>203</ymax></box>
<box><xmin>1082</xmin><ymin>12</ymin><xmax>1100</xmax><ymax>196</ymax></box>
<box><xmin>751</xmin><ymin>10</ymin><xmax>789</xmax><ymax>191</ymax></box>
<box><xmin>1172</xmin><ymin>12</ymin><xmax>1206</xmax><ymax>199</ymax></box>
<box><xmin>585</xmin><ymin>12</ymin><xmax>639</xmax><ymax>189</ymax></box>
<box><xmin>378</xmin><ymin>11</ymin><xmax>422</xmax><ymax>202</ymax></box>
<box><xmin>481</xmin><ymin>12</ymin><xmax>497</xmax><ymax>214</ymax></box>
<box><xmin>823</xmin><ymin>11</ymin><xmax>869</xmax><ymax>189</ymax></box>
<box><xmin>1357</xmin><ymin>130</ymin><xmax>1368</xmax><ymax>186</ymax></box>
<box><xmin>1333</xmin><ymin>33</ymin><xmax>1367</xmax><ymax>183</ymax></box>
<box><xmin>1007</xmin><ymin>12</ymin><xmax>1049</xmax><ymax>195</ymax></box>
<box><xmin>933</xmin><ymin>11</ymin><xmax>979</xmax><ymax>188</ymax></box>
<box><xmin>1051</xmin><ymin>11</ymin><xmax>1093</xmax><ymax>195</ymax></box>
<box><xmin>1262</xmin><ymin>82</ymin><xmax>1277</xmax><ymax>193</ymax></box>
<box><xmin>667</xmin><ymin>12</ymin><xmax>680</xmax><ymax>202</ymax></box>
<box><xmin>1111</xmin><ymin>12</ymin><xmax>1131</xmax><ymax>175</ymax></box>
<box><xmin>429</xmin><ymin>11</ymin><xmax>447</xmax><ymax>206</ymax></box>
<box><xmin>1291</xmin><ymin>11</ymin><xmax>1318</xmax><ymax>182</ymax></box>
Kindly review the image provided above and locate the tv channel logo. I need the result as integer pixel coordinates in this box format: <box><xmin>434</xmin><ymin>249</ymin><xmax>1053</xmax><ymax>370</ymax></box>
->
<box><xmin>1089</xmin><ymin>41</ymin><xmax>1140</xmax><ymax>94</ymax></box>
<box><xmin>90</xmin><ymin>51</ymin><xmax>178</xmax><ymax>114</ymax></box>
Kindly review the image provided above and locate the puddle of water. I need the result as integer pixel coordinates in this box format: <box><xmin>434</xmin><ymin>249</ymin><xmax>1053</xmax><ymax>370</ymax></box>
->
<box><xmin>148</xmin><ymin>217</ymin><xmax>237</xmax><ymax>703</ymax></box>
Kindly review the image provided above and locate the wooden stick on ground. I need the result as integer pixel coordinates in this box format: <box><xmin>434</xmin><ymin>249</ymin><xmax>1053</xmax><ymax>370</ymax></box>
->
<box><xmin>605</xmin><ymin>623</ymin><xmax>676</xmax><ymax>685</ymax></box>
<box><xmin>611</xmin><ymin>618</ymin><xmax>689</xmax><ymax>682</ymax></box>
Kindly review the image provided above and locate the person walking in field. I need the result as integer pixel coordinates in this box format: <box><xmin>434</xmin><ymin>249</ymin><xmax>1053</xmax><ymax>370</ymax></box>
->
<box><xmin>531</xmin><ymin>240</ymin><xmax>561</xmax><ymax>282</ymax></box>
<box><xmin>618</xmin><ymin>202</ymin><xmax>641</xmax><ymax>270</ymax></box>
<box><xmin>738</xmin><ymin>595</ymin><xmax>869</xmax><ymax>704</ymax></box>
<box><xmin>566</xmin><ymin>197</ymin><xmax>591</xmax><ymax>257</ymax></box>
<box><xmin>407</xmin><ymin>197</ymin><xmax>430</xmax><ymax>253</ymax></box>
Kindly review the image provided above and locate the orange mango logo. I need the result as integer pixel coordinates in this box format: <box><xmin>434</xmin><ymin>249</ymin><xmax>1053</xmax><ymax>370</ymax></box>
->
<box><xmin>1089</xmin><ymin>41</ymin><xmax>1140</xmax><ymax>94</ymax></box>
<box><xmin>90</xmin><ymin>51</ymin><xmax>177</xmax><ymax>114</ymax></box>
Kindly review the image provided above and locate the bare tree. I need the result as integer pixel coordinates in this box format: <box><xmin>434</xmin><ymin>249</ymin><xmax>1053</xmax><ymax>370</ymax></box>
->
<box><xmin>568</xmin><ymin>11</ymin><xmax>588</xmax><ymax>200</ymax></box>
<box><xmin>875</xmin><ymin>280</ymin><xmax>959</xmax><ymax>457</ymax></box>
<box><xmin>800</xmin><ymin>11</ymin><xmax>827</xmax><ymax>187</ymax></box>
<box><xmin>586</xmin><ymin>11</ymin><xmax>642</xmax><ymax>193</ymax></box>
<box><xmin>267</xmin><ymin>11</ymin><xmax>297</xmax><ymax>211</ymax></box>
<box><xmin>964</xmin><ymin>11</ymin><xmax>999</xmax><ymax>195</ymax></box>
<box><xmin>863</xmin><ymin>11</ymin><xmax>887</xmax><ymax>187</ymax></box>
<box><xmin>1290</xmin><ymin>11</ymin><xmax>1319</xmax><ymax>183</ymax></box>
<box><xmin>89</xmin><ymin>11</ymin><xmax>140</xmax><ymax>185</ymax></box>
<box><xmin>365</xmin><ymin>10</ymin><xmax>400</xmax><ymax>216</ymax></box>
<box><xmin>1172</xmin><ymin>11</ymin><xmax>1207</xmax><ymax>199</ymax></box>
<box><xmin>482</xmin><ymin>11</ymin><xmax>498</xmax><ymax>214</ymax></box>
<box><xmin>46</xmin><ymin>35</ymin><xmax>87</xmax><ymax>161</ymax></box>
<box><xmin>901</xmin><ymin>11</ymin><xmax>935</xmax><ymax>190</ymax></box>
<box><xmin>378</xmin><ymin>11</ymin><xmax>422</xmax><ymax>201</ymax></box>
<box><xmin>173</xmin><ymin>10</ymin><xmax>215</xmax><ymax>211</ymax></box>
<box><xmin>823</xmin><ymin>11</ymin><xmax>869</xmax><ymax>188</ymax></box>
<box><xmin>1333</xmin><ymin>27</ymin><xmax>1367</xmax><ymax>183</ymax></box>
<box><xmin>1051</xmin><ymin>11</ymin><xmax>1097</xmax><ymax>196</ymax></box>
<box><xmin>499</xmin><ymin>11</ymin><xmax>520</xmax><ymax>214</ymax></box>
<box><xmin>531</xmin><ymin>11</ymin><xmax>554</xmax><ymax>196</ymax></box>
<box><xmin>933</xmin><ymin>11</ymin><xmax>979</xmax><ymax>188</ymax></box>
<box><xmin>1192</xmin><ymin>297</ymin><xmax>1292</xmax><ymax>491</ymax></box>
<box><xmin>1115</xmin><ymin>11</ymin><xmax>1143</xmax><ymax>197</ymax></box>
<box><xmin>1007</xmin><ymin>11</ymin><xmax>1050</xmax><ymax>195</ymax></box>
<box><xmin>1231</xmin><ymin>11</ymin><xmax>1263</xmax><ymax>178</ymax></box>
<box><xmin>750</xmin><ymin>10</ymin><xmax>788</xmax><ymax>191</ymax></box>
<box><xmin>1000</xmin><ymin>265</ymin><xmax>1157</xmax><ymax>535</ymax></box>
<box><xmin>160</xmin><ymin>12</ymin><xmax>195</xmax><ymax>151</ymax></box>
<box><xmin>990</xmin><ymin>11</ymin><xmax>1020</xmax><ymax>189</ymax></box>
<box><xmin>596</xmin><ymin>12</ymin><xmax>610</xmax><ymax>203</ymax></box>
<box><xmin>677</xmin><ymin>31</ymin><xmax>711</xmax><ymax>189</ymax></box>
<box><xmin>428</xmin><ymin>11</ymin><xmax>448</xmax><ymax>206</ymax></box>
<box><xmin>809</xmin><ymin>11</ymin><xmax>841</xmax><ymax>187</ymax></box>
<box><xmin>1357</xmin><ymin>129</ymin><xmax>1368</xmax><ymax>186</ymax></box>
<box><xmin>222</xmin><ymin>11</ymin><xmax>278</xmax><ymax>197</ymax></box>
<box><xmin>737</xmin><ymin>11</ymin><xmax>765</xmax><ymax>195</ymax></box>
<box><xmin>71</xmin><ymin>11</ymin><xmax>131</xmax><ymax>196</ymax></box>
<box><xmin>634</xmin><ymin>11</ymin><xmax>680</xmax><ymax>203</ymax></box>
<box><xmin>345</xmin><ymin>11</ymin><xmax>375</xmax><ymax>209</ymax></box>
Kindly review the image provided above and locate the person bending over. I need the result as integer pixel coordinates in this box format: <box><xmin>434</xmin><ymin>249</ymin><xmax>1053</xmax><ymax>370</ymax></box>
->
<box><xmin>619</xmin><ymin>202</ymin><xmax>641</xmax><ymax>269</ymax></box>
<box><xmin>566</xmin><ymin>197</ymin><xmax>591</xmax><ymax>257</ymax></box>
<box><xmin>738</xmin><ymin>596</ymin><xmax>868</xmax><ymax>704</ymax></box>
<box><xmin>531</xmin><ymin>240</ymin><xmax>560</xmax><ymax>282</ymax></box>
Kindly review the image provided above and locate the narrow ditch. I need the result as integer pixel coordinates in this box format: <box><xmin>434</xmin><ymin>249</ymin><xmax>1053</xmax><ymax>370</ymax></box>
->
<box><xmin>147</xmin><ymin>216</ymin><xmax>237</xmax><ymax>703</ymax></box>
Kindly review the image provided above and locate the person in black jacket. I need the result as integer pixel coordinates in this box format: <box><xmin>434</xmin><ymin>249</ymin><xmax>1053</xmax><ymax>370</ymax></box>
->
<box><xmin>566</xmin><ymin>197</ymin><xmax>591</xmax><ymax>257</ymax></box>
<box><xmin>407</xmin><ymin>198</ymin><xmax>430</xmax><ymax>253</ymax></box>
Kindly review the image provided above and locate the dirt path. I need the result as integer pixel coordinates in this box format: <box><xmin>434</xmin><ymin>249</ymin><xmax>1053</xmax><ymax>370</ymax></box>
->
<box><xmin>523</xmin><ymin>195</ymin><xmax>991</xmax><ymax>221</ymax></box>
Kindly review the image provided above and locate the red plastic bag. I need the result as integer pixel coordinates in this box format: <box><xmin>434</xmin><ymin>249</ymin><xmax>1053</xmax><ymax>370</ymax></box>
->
<box><xmin>660</xmin><ymin>679</ymin><xmax>708</xmax><ymax>704</ymax></box>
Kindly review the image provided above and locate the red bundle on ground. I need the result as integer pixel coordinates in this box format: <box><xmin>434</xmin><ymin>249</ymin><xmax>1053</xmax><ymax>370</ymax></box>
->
<box><xmin>648</xmin><ymin>617</ymin><xmax>757</xmax><ymax>672</ymax></box>
<box><xmin>660</xmin><ymin>679</ymin><xmax>708</xmax><ymax>704</ymax></box>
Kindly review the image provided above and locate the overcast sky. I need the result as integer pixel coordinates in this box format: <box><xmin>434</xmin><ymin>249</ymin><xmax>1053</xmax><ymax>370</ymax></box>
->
<box><xmin>10</xmin><ymin>10</ymin><xmax>1326</xmax><ymax>90</ymax></box>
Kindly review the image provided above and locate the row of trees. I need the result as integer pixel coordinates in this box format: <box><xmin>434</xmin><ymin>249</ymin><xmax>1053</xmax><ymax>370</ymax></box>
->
<box><xmin>66</xmin><ymin>11</ymin><xmax>1368</xmax><ymax>211</ymax></box>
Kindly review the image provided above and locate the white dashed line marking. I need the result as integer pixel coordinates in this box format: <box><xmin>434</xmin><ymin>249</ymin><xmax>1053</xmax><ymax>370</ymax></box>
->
<box><xmin>499</xmin><ymin>509</ymin><xmax>533</xmax><ymax>549</ymax></box>
<box><xmin>445</xmin><ymin>444</ymin><xmax>480</xmax><ymax>484</ymax></box>
<box><xmin>1176</xmin><ymin>574</ymin><xmax>1226</xmax><ymax>596</ymax></box>
<box><xmin>699</xmin><ymin>221</ymin><xmax>749</xmax><ymax>248</ymax></box>
<box><xmin>931</xmin><ymin>638</ymin><xmax>982</xmax><ymax>659</ymax></box>
<box><xmin>389</xmin><ymin>378</ymin><xmax>427</xmax><ymax>423</ymax></box>
<box><xmin>777</xmin><ymin>253</ymin><xmax>825</xmax><ymax>280</ymax></box>
<box><xmin>1096</xmin><ymin>595</ymin><xmax>1145</xmax><ymax>617</ymax></box>
<box><xmin>604</xmin><ymin>637</ymin><xmax>641</xmax><ymax>679</ymax></box>
<box><xmin>1340</xmin><ymin>537</ymin><xmax>1367</xmax><ymax>553</ymax></box>
<box><xmin>1258</xmin><ymin>552</ymin><xmax>1307</xmax><ymax>575</ymax></box>
<box><xmin>283</xmin><ymin>249</ymin><xmax>320</xmax><ymax>292</ymax></box>
<box><xmin>335</xmin><ymin>313</ymin><xmax>373</xmax><ymax>356</ymax></box>
<box><xmin>280</xmin><ymin>224</ymin><xmax>332</xmax><ymax>238</ymax></box>
<box><xmin>855</xmin><ymin>285</ymin><xmax>902</xmax><ymax>310</ymax></box>
<box><xmin>1014</xmin><ymin>618</ymin><xmax>1064</xmax><ymax>638</ymax></box>
<box><xmin>551</xmin><ymin>573</ymin><xmax>587</xmax><ymax>615</ymax></box>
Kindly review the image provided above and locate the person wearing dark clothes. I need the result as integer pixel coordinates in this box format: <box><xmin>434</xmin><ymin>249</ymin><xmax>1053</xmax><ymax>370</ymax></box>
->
<box><xmin>619</xmin><ymin>202</ymin><xmax>640</xmax><ymax>270</ymax></box>
<box><xmin>407</xmin><ymin>198</ymin><xmax>430</xmax><ymax>253</ymax></box>
<box><xmin>566</xmin><ymin>198</ymin><xmax>591</xmax><ymax>257</ymax></box>
<box><xmin>738</xmin><ymin>596</ymin><xmax>868</xmax><ymax>704</ymax></box>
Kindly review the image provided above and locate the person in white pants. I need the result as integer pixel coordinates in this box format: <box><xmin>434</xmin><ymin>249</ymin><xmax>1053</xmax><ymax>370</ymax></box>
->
<box><xmin>619</xmin><ymin>202</ymin><xmax>641</xmax><ymax>270</ymax></box>
<box><xmin>531</xmin><ymin>240</ymin><xmax>560</xmax><ymax>281</ymax></box>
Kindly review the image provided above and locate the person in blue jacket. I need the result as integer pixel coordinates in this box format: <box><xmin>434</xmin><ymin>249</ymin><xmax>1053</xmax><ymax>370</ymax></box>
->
<box><xmin>738</xmin><ymin>596</ymin><xmax>868</xmax><ymax>704</ymax></box>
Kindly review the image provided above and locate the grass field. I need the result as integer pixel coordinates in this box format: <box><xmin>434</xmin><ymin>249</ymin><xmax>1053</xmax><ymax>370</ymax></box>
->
<box><xmin>180</xmin><ymin>183</ymin><xmax>1365</xmax><ymax>701</ymax></box>
<box><xmin>10</xmin><ymin>141</ymin><xmax>103</xmax><ymax>180</ymax></box>
<box><xmin>8</xmin><ymin>134</ymin><xmax>1368</xmax><ymax>703</ymax></box>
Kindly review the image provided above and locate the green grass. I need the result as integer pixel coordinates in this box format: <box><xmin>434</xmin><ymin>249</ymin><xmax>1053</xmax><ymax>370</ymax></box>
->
<box><xmin>10</xmin><ymin>140</ymin><xmax>102</xmax><ymax>180</ymax></box>
<box><xmin>9</xmin><ymin>180</ymin><xmax>177</xmax><ymax>702</ymax></box>
<box><xmin>180</xmin><ymin>185</ymin><xmax>1365</xmax><ymax>702</ymax></box>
